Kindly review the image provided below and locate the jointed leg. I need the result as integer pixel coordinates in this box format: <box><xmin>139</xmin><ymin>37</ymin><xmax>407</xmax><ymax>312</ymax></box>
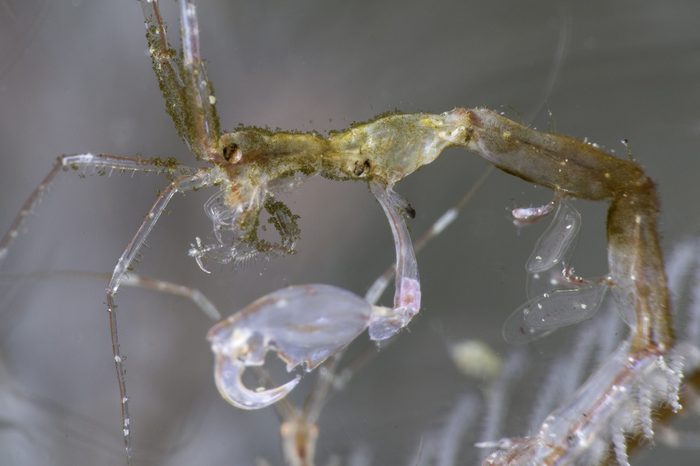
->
<box><xmin>119</xmin><ymin>273</ymin><xmax>221</xmax><ymax>321</ymax></box>
<box><xmin>0</xmin><ymin>153</ymin><xmax>195</xmax><ymax>265</ymax></box>
<box><xmin>105</xmin><ymin>170</ymin><xmax>212</xmax><ymax>463</ymax></box>
<box><xmin>0</xmin><ymin>270</ymin><xmax>222</xmax><ymax>322</ymax></box>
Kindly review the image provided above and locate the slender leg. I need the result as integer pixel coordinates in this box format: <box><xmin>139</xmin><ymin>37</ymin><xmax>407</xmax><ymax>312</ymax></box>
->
<box><xmin>118</xmin><ymin>273</ymin><xmax>221</xmax><ymax>321</ymax></box>
<box><xmin>0</xmin><ymin>270</ymin><xmax>222</xmax><ymax>322</ymax></box>
<box><xmin>105</xmin><ymin>171</ymin><xmax>212</xmax><ymax>463</ymax></box>
<box><xmin>0</xmin><ymin>153</ymin><xmax>194</xmax><ymax>265</ymax></box>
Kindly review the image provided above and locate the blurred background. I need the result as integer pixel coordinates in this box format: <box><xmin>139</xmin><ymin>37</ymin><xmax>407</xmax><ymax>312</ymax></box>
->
<box><xmin>1</xmin><ymin>0</ymin><xmax>699</xmax><ymax>465</ymax></box>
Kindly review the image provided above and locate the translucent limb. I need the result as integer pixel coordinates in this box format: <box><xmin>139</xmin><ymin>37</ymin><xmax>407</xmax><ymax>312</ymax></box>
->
<box><xmin>105</xmin><ymin>170</ymin><xmax>212</xmax><ymax>463</ymax></box>
<box><xmin>0</xmin><ymin>270</ymin><xmax>221</xmax><ymax>321</ymax></box>
<box><xmin>0</xmin><ymin>153</ymin><xmax>194</xmax><ymax>265</ymax></box>
<box><xmin>367</xmin><ymin>183</ymin><xmax>420</xmax><ymax>341</ymax></box>
<box><xmin>365</xmin><ymin>166</ymin><xmax>493</xmax><ymax>305</ymax></box>
<box><xmin>139</xmin><ymin>0</ymin><xmax>221</xmax><ymax>161</ymax></box>
<box><xmin>206</xmin><ymin>285</ymin><xmax>373</xmax><ymax>410</ymax></box>
<box><xmin>502</xmin><ymin>282</ymin><xmax>608</xmax><ymax>344</ymax></box>
<box><xmin>115</xmin><ymin>273</ymin><xmax>221</xmax><ymax>321</ymax></box>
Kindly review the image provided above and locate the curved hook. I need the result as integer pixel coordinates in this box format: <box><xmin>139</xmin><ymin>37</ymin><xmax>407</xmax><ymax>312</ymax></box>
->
<box><xmin>207</xmin><ymin>284</ymin><xmax>373</xmax><ymax>409</ymax></box>
<box><xmin>213</xmin><ymin>354</ymin><xmax>300</xmax><ymax>410</ymax></box>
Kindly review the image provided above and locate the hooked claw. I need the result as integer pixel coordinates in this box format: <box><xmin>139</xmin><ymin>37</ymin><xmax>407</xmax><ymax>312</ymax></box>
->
<box><xmin>207</xmin><ymin>284</ymin><xmax>373</xmax><ymax>409</ymax></box>
<box><xmin>213</xmin><ymin>354</ymin><xmax>300</xmax><ymax>409</ymax></box>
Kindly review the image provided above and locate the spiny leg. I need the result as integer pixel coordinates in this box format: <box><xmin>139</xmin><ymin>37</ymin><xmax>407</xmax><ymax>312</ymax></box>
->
<box><xmin>105</xmin><ymin>171</ymin><xmax>212</xmax><ymax>463</ymax></box>
<box><xmin>0</xmin><ymin>153</ymin><xmax>195</xmax><ymax>264</ymax></box>
<box><xmin>139</xmin><ymin>0</ymin><xmax>221</xmax><ymax>161</ymax></box>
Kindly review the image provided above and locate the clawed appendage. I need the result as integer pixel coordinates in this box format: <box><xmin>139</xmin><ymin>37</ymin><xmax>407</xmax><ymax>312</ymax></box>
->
<box><xmin>207</xmin><ymin>182</ymin><xmax>421</xmax><ymax>409</ymax></box>
<box><xmin>207</xmin><ymin>279</ymin><xmax>421</xmax><ymax>410</ymax></box>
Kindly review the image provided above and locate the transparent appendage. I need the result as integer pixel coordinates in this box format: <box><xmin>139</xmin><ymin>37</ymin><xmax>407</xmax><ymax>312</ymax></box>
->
<box><xmin>368</xmin><ymin>183</ymin><xmax>421</xmax><ymax>341</ymax></box>
<box><xmin>526</xmin><ymin>200</ymin><xmax>581</xmax><ymax>273</ymax></box>
<box><xmin>207</xmin><ymin>284</ymin><xmax>373</xmax><ymax>409</ymax></box>
<box><xmin>503</xmin><ymin>283</ymin><xmax>608</xmax><ymax>344</ymax></box>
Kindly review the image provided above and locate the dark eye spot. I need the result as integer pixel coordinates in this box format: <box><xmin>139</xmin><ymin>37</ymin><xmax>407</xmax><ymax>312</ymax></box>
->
<box><xmin>223</xmin><ymin>143</ymin><xmax>239</xmax><ymax>161</ymax></box>
<box><xmin>353</xmin><ymin>159</ymin><xmax>372</xmax><ymax>177</ymax></box>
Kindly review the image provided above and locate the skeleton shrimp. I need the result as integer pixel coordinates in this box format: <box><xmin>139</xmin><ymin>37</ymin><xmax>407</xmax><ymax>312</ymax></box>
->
<box><xmin>0</xmin><ymin>1</ymin><xmax>692</xmax><ymax>465</ymax></box>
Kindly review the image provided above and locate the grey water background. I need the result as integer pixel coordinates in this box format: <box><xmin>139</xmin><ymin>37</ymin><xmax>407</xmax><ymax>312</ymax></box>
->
<box><xmin>0</xmin><ymin>1</ymin><xmax>699</xmax><ymax>465</ymax></box>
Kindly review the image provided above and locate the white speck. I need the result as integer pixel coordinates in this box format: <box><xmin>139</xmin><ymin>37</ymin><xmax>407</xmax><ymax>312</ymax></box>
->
<box><xmin>431</xmin><ymin>209</ymin><xmax>458</xmax><ymax>235</ymax></box>
<box><xmin>114</xmin><ymin>355</ymin><xmax>122</xmax><ymax>363</ymax></box>
<box><xmin>209</xmin><ymin>95</ymin><xmax>217</xmax><ymax>105</ymax></box>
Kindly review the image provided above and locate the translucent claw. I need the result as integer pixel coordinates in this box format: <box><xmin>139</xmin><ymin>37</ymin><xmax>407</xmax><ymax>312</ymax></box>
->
<box><xmin>213</xmin><ymin>354</ymin><xmax>300</xmax><ymax>410</ymax></box>
<box><xmin>207</xmin><ymin>284</ymin><xmax>373</xmax><ymax>408</ymax></box>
